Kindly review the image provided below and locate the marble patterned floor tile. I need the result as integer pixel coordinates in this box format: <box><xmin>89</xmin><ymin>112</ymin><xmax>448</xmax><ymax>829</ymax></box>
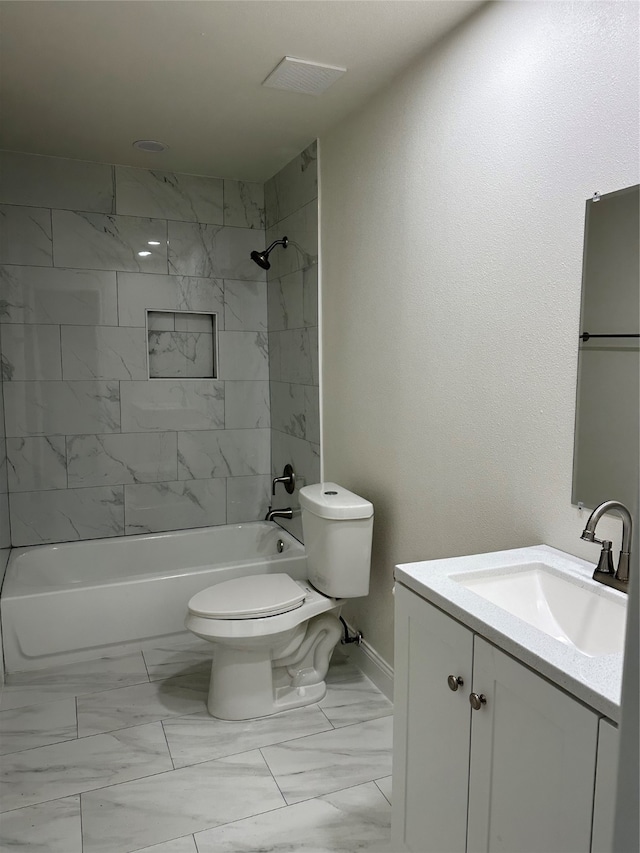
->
<box><xmin>0</xmin><ymin>795</ymin><xmax>82</xmax><ymax>853</ymax></box>
<box><xmin>0</xmin><ymin>652</ymin><xmax>149</xmax><ymax>711</ymax></box>
<box><xmin>0</xmin><ymin>722</ymin><xmax>172</xmax><ymax>812</ymax></box>
<box><xmin>77</xmin><ymin>674</ymin><xmax>207</xmax><ymax>737</ymax></box>
<box><xmin>319</xmin><ymin>659</ymin><xmax>394</xmax><ymax>728</ymax></box>
<box><xmin>162</xmin><ymin>704</ymin><xmax>333</xmax><ymax>769</ymax></box>
<box><xmin>0</xmin><ymin>696</ymin><xmax>77</xmax><ymax>755</ymax></box>
<box><xmin>260</xmin><ymin>715</ymin><xmax>393</xmax><ymax>805</ymax></box>
<box><xmin>81</xmin><ymin>749</ymin><xmax>285</xmax><ymax>853</ymax></box>
<box><xmin>142</xmin><ymin>641</ymin><xmax>212</xmax><ymax>682</ymax></box>
<box><xmin>132</xmin><ymin>837</ymin><xmax>197</xmax><ymax>853</ymax></box>
<box><xmin>194</xmin><ymin>780</ymin><xmax>391</xmax><ymax>853</ymax></box>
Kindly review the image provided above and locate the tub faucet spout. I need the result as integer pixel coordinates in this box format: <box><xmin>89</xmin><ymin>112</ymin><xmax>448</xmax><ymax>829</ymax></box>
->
<box><xmin>265</xmin><ymin>507</ymin><xmax>293</xmax><ymax>522</ymax></box>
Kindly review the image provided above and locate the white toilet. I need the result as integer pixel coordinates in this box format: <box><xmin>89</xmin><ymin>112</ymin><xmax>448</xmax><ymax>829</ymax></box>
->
<box><xmin>185</xmin><ymin>483</ymin><xmax>374</xmax><ymax>720</ymax></box>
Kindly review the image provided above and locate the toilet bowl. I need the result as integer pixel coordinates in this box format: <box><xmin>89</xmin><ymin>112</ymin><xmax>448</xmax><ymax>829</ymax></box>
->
<box><xmin>185</xmin><ymin>483</ymin><xmax>374</xmax><ymax>720</ymax></box>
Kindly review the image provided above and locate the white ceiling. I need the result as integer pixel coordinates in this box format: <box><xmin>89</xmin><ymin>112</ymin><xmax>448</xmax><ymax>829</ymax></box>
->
<box><xmin>0</xmin><ymin>0</ymin><xmax>483</xmax><ymax>182</ymax></box>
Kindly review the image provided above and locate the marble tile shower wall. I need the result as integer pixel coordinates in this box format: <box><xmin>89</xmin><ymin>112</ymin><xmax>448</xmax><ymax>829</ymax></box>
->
<box><xmin>0</xmin><ymin>151</ymin><xmax>273</xmax><ymax>546</ymax></box>
<box><xmin>265</xmin><ymin>142</ymin><xmax>320</xmax><ymax>532</ymax></box>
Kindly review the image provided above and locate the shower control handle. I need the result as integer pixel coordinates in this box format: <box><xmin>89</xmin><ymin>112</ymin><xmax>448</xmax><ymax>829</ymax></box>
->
<box><xmin>272</xmin><ymin>464</ymin><xmax>296</xmax><ymax>495</ymax></box>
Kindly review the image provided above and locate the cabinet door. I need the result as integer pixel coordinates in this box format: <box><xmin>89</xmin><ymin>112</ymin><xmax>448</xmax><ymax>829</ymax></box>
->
<box><xmin>591</xmin><ymin>718</ymin><xmax>619</xmax><ymax>853</ymax></box>
<box><xmin>392</xmin><ymin>585</ymin><xmax>474</xmax><ymax>853</ymax></box>
<box><xmin>467</xmin><ymin>637</ymin><xmax>599</xmax><ymax>853</ymax></box>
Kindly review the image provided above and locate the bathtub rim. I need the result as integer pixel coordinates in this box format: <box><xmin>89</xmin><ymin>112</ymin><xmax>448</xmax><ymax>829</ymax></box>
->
<box><xmin>3</xmin><ymin>521</ymin><xmax>304</xmax><ymax>597</ymax></box>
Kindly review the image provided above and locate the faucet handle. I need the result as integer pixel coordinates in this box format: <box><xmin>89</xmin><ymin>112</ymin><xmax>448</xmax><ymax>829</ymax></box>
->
<box><xmin>272</xmin><ymin>464</ymin><xmax>296</xmax><ymax>495</ymax></box>
<box><xmin>594</xmin><ymin>541</ymin><xmax>615</xmax><ymax>577</ymax></box>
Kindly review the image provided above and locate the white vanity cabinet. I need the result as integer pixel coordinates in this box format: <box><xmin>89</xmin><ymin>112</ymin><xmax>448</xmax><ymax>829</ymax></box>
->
<box><xmin>591</xmin><ymin>718</ymin><xmax>619</xmax><ymax>853</ymax></box>
<box><xmin>391</xmin><ymin>583</ymin><xmax>474</xmax><ymax>853</ymax></box>
<box><xmin>392</xmin><ymin>584</ymin><xmax>602</xmax><ymax>853</ymax></box>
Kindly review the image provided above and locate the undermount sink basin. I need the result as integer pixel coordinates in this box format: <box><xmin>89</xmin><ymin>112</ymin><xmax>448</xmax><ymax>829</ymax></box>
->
<box><xmin>451</xmin><ymin>563</ymin><xmax>627</xmax><ymax>657</ymax></box>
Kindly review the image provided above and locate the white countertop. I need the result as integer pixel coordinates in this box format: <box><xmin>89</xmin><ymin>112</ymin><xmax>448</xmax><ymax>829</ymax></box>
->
<box><xmin>395</xmin><ymin>545</ymin><xmax>625</xmax><ymax>722</ymax></box>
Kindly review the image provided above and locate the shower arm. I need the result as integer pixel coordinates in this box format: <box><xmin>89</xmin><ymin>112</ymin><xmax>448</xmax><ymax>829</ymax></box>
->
<box><xmin>263</xmin><ymin>237</ymin><xmax>288</xmax><ymax>254</ymax></box>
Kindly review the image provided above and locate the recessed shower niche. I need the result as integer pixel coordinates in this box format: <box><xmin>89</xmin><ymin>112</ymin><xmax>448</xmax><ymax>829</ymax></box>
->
<box><xmin>147</xmin><ymin>310</ymin><xmax>218</xmax><ymax>379</ymax></box>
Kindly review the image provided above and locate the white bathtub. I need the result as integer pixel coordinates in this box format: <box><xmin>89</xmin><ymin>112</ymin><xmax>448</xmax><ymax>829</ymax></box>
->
<box><xmin>1</xmin><ymin>522</ymin><xmax>306</xmax><ymax>673</ymax></box>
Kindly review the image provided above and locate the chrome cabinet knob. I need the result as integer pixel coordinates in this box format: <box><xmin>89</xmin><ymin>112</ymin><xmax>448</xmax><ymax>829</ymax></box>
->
<box><xmin>447</xmin><ymin>675</ymin><xmax>464</xmax><ymax>691</ymax></box>
<box><xmin>469</xmin><ymin>692</ymin><xmax>487</xmax><ymax>710</ymax></box>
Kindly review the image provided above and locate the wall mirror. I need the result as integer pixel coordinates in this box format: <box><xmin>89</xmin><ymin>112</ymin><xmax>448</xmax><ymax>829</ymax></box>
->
<box><xmin>572</xmin><ymin>184</ymin><xmax>639</xmax><ymax>511</ymax></box>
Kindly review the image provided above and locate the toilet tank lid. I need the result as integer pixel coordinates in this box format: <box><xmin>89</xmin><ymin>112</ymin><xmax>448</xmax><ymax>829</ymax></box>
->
<box><xmin>299</xmin><ymin>483</ymin><xmax>374</xmax><ymax>520</ymax></box>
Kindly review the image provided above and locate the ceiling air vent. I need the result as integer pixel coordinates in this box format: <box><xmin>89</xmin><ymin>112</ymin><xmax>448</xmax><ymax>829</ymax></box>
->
<box><xmin>262</xmin><ymin>56</ymin><xmax>346</xmax><ymax>96</ymax></box>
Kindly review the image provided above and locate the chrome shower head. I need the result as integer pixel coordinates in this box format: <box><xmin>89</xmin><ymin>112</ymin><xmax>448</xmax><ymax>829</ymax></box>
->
<box><xmin>250</xmin><ymin>236</ymin><xmax>288</xmax><ymax>270</ymax></box>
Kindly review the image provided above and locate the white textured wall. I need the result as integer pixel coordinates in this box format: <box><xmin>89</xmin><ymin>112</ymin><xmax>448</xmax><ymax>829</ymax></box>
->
<box><xmin>320</xmin><ymin>0</ymin><xmax>639</xmax><ymax>665</ymax></box>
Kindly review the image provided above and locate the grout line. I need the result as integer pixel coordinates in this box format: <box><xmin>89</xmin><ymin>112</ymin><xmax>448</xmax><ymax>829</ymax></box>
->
<box><xmin>193</xmin><ymin>799</ymin><xmax>292</xmax><ymax>845</ymax></box>
<box><xmin>374</xmin><ymin>777</ymin><xmax>392</xmax><ymax>806</ymax></box>
<box><xmin>273</xmin><ymin>776</ymin><xmax>390</xmax><ymax>809</ymax></box>
<box><xmin>257</xmin><ymin>746</ymin><xmax>288</xmax><ymax>805</ymax></box>
<box><xmin>0</xmin><ymin>758</ymin><xmax>178</xmax><ymax>816</ymax></box>
<box><xmin>0</xmin><ymin>733</ymin><xmax>78</xmax><ymax>759</ymax></box>
<box><xmin>160</xmin><ymin>719</ymin><xmax>177</xmax><ymax>771</ymax></box>
<box><xmin>317</xmin><ymin>705</ymin><xmax>337</xmax><ymax>729</ymax></box>
<box><xmin>140</xmin><ymin>649</ymin><xmax>152</xmax><ymax>682</ymax></box>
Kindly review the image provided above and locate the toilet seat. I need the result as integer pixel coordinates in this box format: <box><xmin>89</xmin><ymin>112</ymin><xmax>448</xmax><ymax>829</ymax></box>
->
<box><xmin>188</xmin><ymin>573</ymin><xmax>306</xmax><ymax>620</ymax></box>
<box><xmin>186</xmin><ymin>579</ymin><xmax>339</xmax><ymax>643</ymax></box>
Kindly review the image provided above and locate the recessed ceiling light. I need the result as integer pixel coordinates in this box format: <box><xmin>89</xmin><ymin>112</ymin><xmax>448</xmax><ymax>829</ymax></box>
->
<box><xmin>133</xmin><ymin>140</ymin><xmax>168</xmax><ymax>153</ymax></box>
<box><xmin>138</xmin><ymin>251</ymin><xmax>152</xmax><ymax>257</ymax></box>
<box><xmin>262</xmin><ymin>57</ymin><xmax>346</xmax><ymax>96</ymax></box>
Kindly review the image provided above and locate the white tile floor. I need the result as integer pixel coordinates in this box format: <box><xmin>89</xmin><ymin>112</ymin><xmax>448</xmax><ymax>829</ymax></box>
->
<box><xmin>0</xmin><ymin>642</ymin><xmax>393</xmax><ymax>852</ymax></box>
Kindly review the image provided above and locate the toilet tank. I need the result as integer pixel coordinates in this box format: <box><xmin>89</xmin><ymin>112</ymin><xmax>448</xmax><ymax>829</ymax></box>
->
<box><xmin>299</xmin><ymin>483</ymin><xmax>374</xmax><ymax>599</ymax></box>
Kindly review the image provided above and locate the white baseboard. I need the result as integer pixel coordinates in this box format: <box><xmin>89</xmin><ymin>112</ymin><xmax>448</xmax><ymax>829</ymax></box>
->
<box><xmin>342</xmin><ymin>621</ymin><xmax>394</xmax><ymax>701</ymax></box>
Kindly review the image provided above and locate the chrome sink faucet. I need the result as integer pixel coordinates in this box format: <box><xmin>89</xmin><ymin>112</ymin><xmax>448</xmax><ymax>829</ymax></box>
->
<box><xmin>580</xmin><ymin>500</ymin><xmax>633</xmax><ymax>593</ymax></box>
